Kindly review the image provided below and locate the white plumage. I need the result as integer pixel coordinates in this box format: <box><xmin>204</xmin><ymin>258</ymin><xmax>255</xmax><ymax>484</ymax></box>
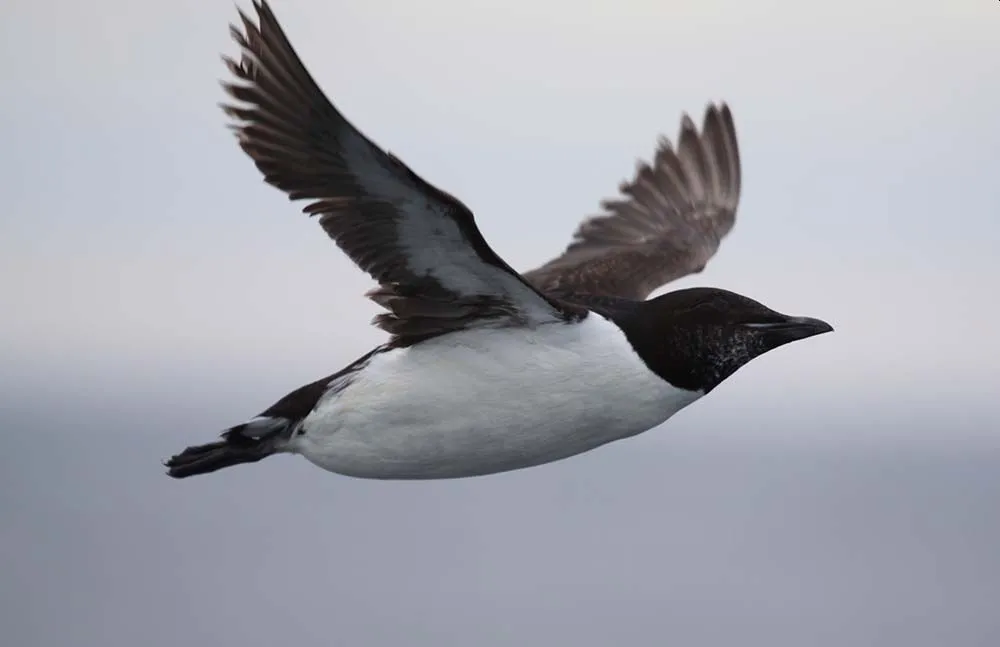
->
<box><xmin>293</xmin><ymin>315</ymin><xmax>703</xmax><ymax>479</ymax></box>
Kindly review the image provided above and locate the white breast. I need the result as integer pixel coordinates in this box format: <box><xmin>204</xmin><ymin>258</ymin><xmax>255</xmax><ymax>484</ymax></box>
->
<box><xmin>294</xmin><ymin>315</ymin><xmax>703</xmax><ymax>479</ymax></box>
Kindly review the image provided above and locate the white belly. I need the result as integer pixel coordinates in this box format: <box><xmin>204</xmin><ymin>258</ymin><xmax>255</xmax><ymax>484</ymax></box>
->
<box><xmin>294</xmin><ymin>315</ymin><xmax>702</xmax><ymax>479</ymax></box>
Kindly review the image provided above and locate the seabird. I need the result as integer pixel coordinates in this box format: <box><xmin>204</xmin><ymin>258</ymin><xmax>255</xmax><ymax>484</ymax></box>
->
<box><xmin>165</xmin><ymin>0</ymin><xmax>833</xmax><ymax>480</ymax></box>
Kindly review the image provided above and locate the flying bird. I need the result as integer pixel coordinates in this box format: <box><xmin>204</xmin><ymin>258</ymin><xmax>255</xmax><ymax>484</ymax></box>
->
<box><xmin>165</xmin><ymin>0</ymin><xmax>832</xmax><ymax>480</ymax></box>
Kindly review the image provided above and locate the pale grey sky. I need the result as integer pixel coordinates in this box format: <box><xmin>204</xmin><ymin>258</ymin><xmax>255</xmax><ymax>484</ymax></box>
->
<box><xmin>1</xmin><ymin>0</ymin><xmax>998</xmax><ymax>645</ymax></box>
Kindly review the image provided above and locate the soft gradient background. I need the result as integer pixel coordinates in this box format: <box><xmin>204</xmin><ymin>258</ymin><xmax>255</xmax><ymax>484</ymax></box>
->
<box><xmin>2</xmin><ymin>0</ymin><xmax>998</xmax><ymax>645</ymax></box>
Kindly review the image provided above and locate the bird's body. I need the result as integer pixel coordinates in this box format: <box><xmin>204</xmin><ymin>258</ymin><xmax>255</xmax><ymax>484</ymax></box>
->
<box><xmin>296</xmin><ymin>314</ymin><xmax>699</xmax><ymax>479</ymax></box>
<box><xmin>165</xmin><ymin>0</ymin><xmax>832</xmax><ymax>481</ymax></box>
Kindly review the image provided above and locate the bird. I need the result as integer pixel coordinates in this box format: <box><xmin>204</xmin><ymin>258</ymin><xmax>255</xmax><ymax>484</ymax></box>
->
<box><xmin>165</xmin><ymin>0</ymin><xmax>832</xmax><ymax>481</ymax></box>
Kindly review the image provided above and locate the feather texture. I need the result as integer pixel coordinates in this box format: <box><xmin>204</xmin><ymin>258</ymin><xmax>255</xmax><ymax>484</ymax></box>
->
<box><xmin>524</xmin><ymin>104</ymin><xmax>741</xmax><ymax>301</ymax></box>
<box><xmin>221</xmin><ymin>1</ymin><xmax>582</xmax><ymax>344</ymax></box>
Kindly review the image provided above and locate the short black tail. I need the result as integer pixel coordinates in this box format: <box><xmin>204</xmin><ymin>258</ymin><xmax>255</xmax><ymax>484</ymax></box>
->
<box><xmin>165</xmin><ymin>418</ymin><xmax>290</xmax><ymax>479</ymax></box>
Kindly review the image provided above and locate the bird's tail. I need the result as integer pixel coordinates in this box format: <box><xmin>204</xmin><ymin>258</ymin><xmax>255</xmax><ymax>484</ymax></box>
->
<box><xmin>165</xmin><ymin>416</ymin><xmax>294</xmax><ymax>479</ymax></box>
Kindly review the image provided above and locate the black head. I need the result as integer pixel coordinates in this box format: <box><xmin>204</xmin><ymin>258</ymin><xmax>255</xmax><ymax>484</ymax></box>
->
<box><xmin>619</xmin><ymin>287</ymin><xmax>833</xmax><ymax>393</ymax></box>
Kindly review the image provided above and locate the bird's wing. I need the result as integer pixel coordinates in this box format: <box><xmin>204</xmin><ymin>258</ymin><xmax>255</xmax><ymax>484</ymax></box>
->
<box><xmin>523</xmin><ymin>104</ymin><xmax>741</xmax><ymax>301</ymax></box>
<box><xmin>221</xmin><ymin>1</ymin><xmax>581</xmax><ymax>342</ymax></box>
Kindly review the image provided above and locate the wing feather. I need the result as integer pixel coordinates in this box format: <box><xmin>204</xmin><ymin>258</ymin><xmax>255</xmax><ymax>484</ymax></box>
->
<box><xmin>222</xmin><ymin>1</ymin><xmax>578</xmax><ymax>342</ymax></box>
<box><xmin>525</xmin><ymin>104</ymin><xmax>741</xmax><ymax>301</ymax></box>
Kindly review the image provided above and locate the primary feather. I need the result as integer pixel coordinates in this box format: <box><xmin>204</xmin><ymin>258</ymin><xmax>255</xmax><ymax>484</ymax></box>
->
<box><xmin>524</xmin><ymin>104</ymin><xmax>741</xmax><ymax>301</ymax></box>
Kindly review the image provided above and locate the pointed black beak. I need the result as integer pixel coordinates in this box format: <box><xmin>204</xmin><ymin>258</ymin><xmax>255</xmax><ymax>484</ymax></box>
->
<box><xmin>745</xmin><ymin>316</ymin><xmax>834</xmax><ymax>345</ymax></box>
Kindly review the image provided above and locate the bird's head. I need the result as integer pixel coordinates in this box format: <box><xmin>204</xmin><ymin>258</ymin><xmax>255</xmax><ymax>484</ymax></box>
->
<box><xmin>624</xmin><ymin>287</ymin><xmax>833</xmax><ymax>393</ymax></box>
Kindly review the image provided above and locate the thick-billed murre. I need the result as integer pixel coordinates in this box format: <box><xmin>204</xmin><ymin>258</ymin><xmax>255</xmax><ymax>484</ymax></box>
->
<box><xmin>165</xmin><ymin>0</ymin><xmax>833</xmax><ymax>480</ymax></box>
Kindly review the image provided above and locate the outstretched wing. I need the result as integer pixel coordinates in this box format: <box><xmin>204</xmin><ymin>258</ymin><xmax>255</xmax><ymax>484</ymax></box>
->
<box><xmin>221</xmin><ymin>1</ymin><xmax>580</xmax><ymax>342</ymax></box>
<box><xmin>524</xmin><ymin>104</ymin><xmax>741</xmax><ymax>301</ymax></box>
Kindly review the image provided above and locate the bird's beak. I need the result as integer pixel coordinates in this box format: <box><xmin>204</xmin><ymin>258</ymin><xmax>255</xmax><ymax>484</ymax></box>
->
<box><xmin>744</xmin><ymin>316</ymin><xmax>834</xmax><ymax>345</ymax></box>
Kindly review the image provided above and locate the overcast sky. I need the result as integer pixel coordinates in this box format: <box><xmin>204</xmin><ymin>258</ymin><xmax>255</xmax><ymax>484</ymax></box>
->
<box><xmin>2</xmin><ymin>0</ymin><xmax>998</xmax><ymax>645</ymax></box>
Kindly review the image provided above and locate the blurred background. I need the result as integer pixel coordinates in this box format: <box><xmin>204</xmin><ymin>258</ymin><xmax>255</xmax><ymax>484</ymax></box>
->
<box><xmin>2</xmin><ymin>0</ymin><xmax>998</xmax><ymax>645</ymax></box>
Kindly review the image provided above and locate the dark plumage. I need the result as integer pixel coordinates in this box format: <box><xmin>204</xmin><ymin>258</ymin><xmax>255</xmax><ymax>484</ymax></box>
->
<box><xmin>524</xmin><ymin>106</ymin><xmax>741</xmax><ymax>301</ymax></box>
<box><xmin>221</xmin><ymin>1</ymin><xmax>584</xmax><ymax>345</ymax></box>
